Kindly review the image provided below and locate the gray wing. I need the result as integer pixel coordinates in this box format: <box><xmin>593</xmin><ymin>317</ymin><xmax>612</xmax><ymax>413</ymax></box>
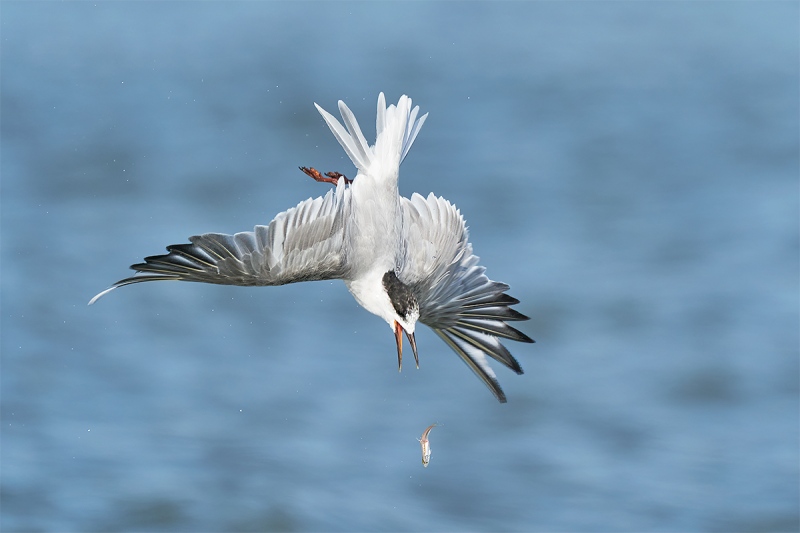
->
<box><xmin>90</xmin><ymin>180</ymin><xmax>351</xmax><ymax>304</ymax></box>
<box><xmin>398</xmin><ymin>192</ymin><xmax>533</xmax><ymax>403</ymax></box>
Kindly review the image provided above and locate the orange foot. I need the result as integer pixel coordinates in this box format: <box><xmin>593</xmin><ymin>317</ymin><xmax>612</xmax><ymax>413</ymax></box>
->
<box><xmin>299</xmin><ymin>166</ymin><xmax>352</xmax><ymax>185</ymax></box>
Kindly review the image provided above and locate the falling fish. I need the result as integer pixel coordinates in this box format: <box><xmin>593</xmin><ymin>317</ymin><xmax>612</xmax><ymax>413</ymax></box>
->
<box><xmin>418</xmin><ymin>424</ymin><xmax>438</xmax><ymax>467</ymax></box>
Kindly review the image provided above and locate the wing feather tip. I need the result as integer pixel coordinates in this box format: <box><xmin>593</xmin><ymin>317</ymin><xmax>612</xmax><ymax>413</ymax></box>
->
<box><xmin>88</xmin><ymin>286</ymin><xmax>116</xmax><ymax>305</ymax></box>
<box><xmin>434</xmin><ymin>328</ymin><xmax>511</xmax><ymax>404</ymax></box>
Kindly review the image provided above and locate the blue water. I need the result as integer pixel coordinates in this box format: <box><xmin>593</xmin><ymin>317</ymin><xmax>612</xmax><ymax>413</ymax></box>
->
<box><xmin>2</xmin><ymin>2</ymin><xmax>798</xmax><ymax>531</ymax></box>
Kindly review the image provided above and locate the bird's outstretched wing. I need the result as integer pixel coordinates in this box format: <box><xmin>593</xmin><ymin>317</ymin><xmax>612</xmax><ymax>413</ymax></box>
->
<box><xmin>398</xmin><ymin>192</ymin><xmax>533</xmax><ymax>403</ymax></box>
<box><xmin>90</xmin><ymin>180</ymin><xmax>351</xmax><ymax>304</ymax></box>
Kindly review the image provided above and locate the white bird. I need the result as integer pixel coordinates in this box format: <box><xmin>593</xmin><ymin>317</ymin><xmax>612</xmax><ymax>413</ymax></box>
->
<box><xmin>90</xmin><ymin>93</ymin><xmax>533</xmax><ymax>402</ymax></box>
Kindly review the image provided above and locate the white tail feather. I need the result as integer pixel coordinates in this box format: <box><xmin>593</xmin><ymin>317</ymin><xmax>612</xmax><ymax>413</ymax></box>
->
<box><xmin>337</xmin><ymin>100</ymin><xmax>371</xmax><ymax>168</ymax></box>
<box><xmin>315</xmin><ymin>93</ymin><xmax>428</xmax><ymax>177</ymax></box>
<box><xmin>314</xmin><ymin>103</ymin><xmax>371</xmax><ymax>171</ymax></box>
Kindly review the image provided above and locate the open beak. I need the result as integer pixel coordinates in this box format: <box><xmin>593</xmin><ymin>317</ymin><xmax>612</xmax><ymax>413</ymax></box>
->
<box><xmin>407</xmin><ymin>330</ymin><xmax>419</xmax><ymax>369</ymax></box>
<box><xmin>394</xmin><ymin>321</ymin><xmax>404</xmax><ymax>372</ymax></box>
<box><xmin>394</xmin><ymin>321</ymin><xmax>420</xmax><ymax>372</ymax></box>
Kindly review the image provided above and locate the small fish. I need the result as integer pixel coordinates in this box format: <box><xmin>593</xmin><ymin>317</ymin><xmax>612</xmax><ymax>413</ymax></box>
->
<box><xmin>418</xmin><ymin>424</ymin><xmax>438</xmax><ymax>467</ymax></box>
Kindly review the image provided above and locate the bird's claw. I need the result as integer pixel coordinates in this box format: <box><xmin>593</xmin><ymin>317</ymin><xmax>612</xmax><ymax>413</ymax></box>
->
<box><xmin>299</xmin><ymin>166</ymin><xmax>352</xmax><ymax>185</ymax></box>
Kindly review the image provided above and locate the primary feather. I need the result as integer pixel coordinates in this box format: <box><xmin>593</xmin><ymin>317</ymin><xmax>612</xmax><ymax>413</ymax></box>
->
<box><xmin>398</xmin><ymin>192</ymin><xmax>532</xmax><ymax>402</ymax></box>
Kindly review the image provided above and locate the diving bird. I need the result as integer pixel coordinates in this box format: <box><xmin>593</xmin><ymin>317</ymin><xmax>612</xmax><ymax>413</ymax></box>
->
<box><xmin>90</xmin><ymin>93</ymin><xmax>533</xmax><ymax>402</ymax></box>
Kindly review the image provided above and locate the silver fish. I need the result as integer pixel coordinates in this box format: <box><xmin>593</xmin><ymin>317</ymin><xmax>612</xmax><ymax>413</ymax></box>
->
<box><xmin>418</xmin><ymin>424</ymin><xmax>438</xmax><ymax>467</ymax></box>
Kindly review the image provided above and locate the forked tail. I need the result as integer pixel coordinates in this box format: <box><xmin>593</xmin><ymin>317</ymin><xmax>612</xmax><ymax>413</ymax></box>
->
<box><xmin>314</xmin><ymin>93</ymin><xmax>427</xmax><ymax>180</ymax></box>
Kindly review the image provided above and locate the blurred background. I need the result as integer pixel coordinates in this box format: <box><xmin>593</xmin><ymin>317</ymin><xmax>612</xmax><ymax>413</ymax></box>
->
<box><xmin>2</xmin><ymin>2</ymin><xmax>797</xmax><ymax>531</ymax></box>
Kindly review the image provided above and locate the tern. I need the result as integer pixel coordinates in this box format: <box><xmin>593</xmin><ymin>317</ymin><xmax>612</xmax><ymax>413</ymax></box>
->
<box><xmin>90</xmin><ymin>93</ymin><xmax>533</xmax><ymax>402</ymax></box>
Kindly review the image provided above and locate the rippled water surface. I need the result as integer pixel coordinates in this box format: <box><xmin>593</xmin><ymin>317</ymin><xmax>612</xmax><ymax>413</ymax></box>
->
<box><xmin>2</xmin><ymin>3</ymin><xmax>798</xmax><ymax>531</ymax></box>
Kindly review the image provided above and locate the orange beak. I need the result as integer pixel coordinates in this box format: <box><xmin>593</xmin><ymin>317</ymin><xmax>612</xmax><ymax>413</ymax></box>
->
<box><xmin>394</xmin><ymin>321</ymin><xmax>419</xmax><ymax>372</ymax></box>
